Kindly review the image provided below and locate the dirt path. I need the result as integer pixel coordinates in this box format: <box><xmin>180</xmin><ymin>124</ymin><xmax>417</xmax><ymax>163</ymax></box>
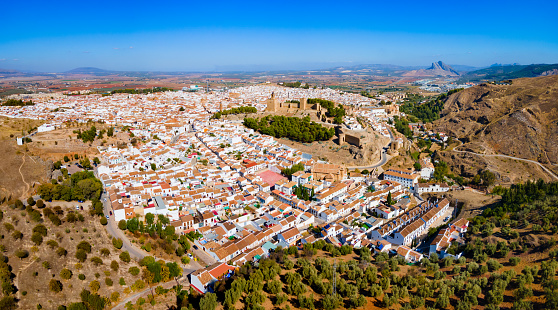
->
<box><xmin>111</xmin><ymin>278</ymin><xmax>188</xmax><ymax>309</ymax></box>
<box><xmin>15</xmin><ymin>259</ymin><xmax>36</xmax><ymax>300</ymax></box>
<box><xmin>452</xmin><ymin>147</ymin><xmax>558</xmax><ymax>180</ymax></box>
<box><xmin>19</xmin><ymin>154</ymin><xmax>30</xmax><ymax>196</ymax></box>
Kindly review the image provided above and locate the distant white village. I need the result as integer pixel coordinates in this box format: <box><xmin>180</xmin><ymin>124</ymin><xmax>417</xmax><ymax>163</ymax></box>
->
<box><xmin>1</xmin><ymin>85</ymin><xmax>468</xmax><ymax>294</ymax></box>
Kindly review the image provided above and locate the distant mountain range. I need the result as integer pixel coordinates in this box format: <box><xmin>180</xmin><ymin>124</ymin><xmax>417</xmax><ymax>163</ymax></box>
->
<box><xmin>2</xmin><ymin>62</ymin><xmax>558</xmax><ymax>82</ymax></box>
<box><xmin>458</xmin><ymin>64</ymin><xmax>558</xmax><ymax>82</ymax></box>
<box><xmin>65</xmin><ymin>67</ymin><xmax>111</xmax><ymax>74</ymax></box>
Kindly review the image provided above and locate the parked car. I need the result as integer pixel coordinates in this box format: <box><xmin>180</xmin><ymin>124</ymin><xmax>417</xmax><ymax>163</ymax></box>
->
<box><xmin>106</xmin><ymin>215</ymin><xmax>110</xmax><ymax>219</ymax></box>
<box><xmin>109</xmin><ymin>211</ymin><xmax>112</xmax><ymax>215</ymax></box>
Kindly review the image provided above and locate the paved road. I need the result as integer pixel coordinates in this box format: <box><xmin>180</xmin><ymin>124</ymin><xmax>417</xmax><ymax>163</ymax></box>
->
<box><xmin>452</xmin><ymin>147</ymin><xmax>558</xmax><ymax>180</ymax></box>
<box><xmin>101</xmin><ymin>192</ymin><xmax>146</xmax><ymax>260</ymax></box>
<box><xmin>192</xmin><ymin>246</ymin><xmax>217</xmax><ymax>267</ymax></box>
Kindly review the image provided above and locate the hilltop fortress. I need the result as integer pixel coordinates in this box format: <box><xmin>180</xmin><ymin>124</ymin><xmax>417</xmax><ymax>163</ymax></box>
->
<box><xmin>265</xmin><ymin>92</ymin><xmax>324</xmax><ymax>114</ymax></box>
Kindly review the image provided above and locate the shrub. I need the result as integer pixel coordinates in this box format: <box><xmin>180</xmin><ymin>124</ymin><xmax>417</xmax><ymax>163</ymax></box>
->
<box><xmin>75</xmin><ymin>249</ymin><xmax>87</xmax><ymax>262</ymax></box>
<box><xmin>89</xmin><ymin>280</ymin><xmax>100</xmax><ymax>293</ymax></box>
<box><xmin>119</xmin><ymin>251</ymin><xmax>131</xmax><ymax>263</ymax></box>
<box><xmin>77</xmin><ymin>241</ymin><xmax>92</xmax><ymax>253</ymax></box>
<box><xmin>60</xmin><ymin>268</ymin><xmax>73</xmax><ymax>280</ymax></box>
<box><xmin>49</xmin><ymin>279</ymin><xmax>63</xmax><ymax>293</ymax></box>
<box><xmin>100</xmin><ymin>217</ymin><xmax>107</xmax><ymax>225</ymax></box>
<box><xmin>118</xmin><ymin>220</ymin><xmax>127</xmax><ymax>230</ymax></box>
<box><xmin>31</xmin><ymin>232</ymin><xmax>43</xmax><ymax>246</ymax></box>
<box><xmin>509</xmin><ymin>257</ymin><xmax>521</xmax><ymax>266</ymax></box>
<box><xmin>119</xmin><ymin>278</ymin><xmax>126</xmax><ymax>286</ymax></box>
<box><xmin>11</xmin><ymin>231</ymin><xmax>23</xmax><ymax>240</ymax></box>
<box><xmin>100</xmin><ymin>248</ymin><xmax>110</xmax><ymax>257</ymax></box>
<box><xmin>131</xmin><ymin>279</ymin><xmax>146</xmax><ymax>291</ymax></box>
<box><xmin>111</xmin><ymin>260</ymin><xmax>119</xmax><ymax>271</ymax></box>
<box><xmin>46</xmin><ymin>240</ymin><xmax>59</xmax><ymax>249</ymax></box>
<box><xmin>56</xmin><ymin>247</ymin><xmax>67</xmax><ymax>257</ymax></box>
<box><xmin>90</xmin><ymin>257</ymin><xmax>103</xmax><ymax>266</ymax></box>
<box><xmin>129</xmin><ymin>266</ymin><xmax>140</xmax><ymax>276</ymax></box>
<box><xmin>15</xmin><ymin>249</ymin><xmax>29</xmax><ymax>259</ymax></box>
<box><xmin>110</xmin><ymin>292</ymin><xmax>120</xmax><ymax>302</ymax></box>
<box><xmin>487</xmin><ymin>259</ymin><xmax>502</xmax><ymax>271</ymax></box>
<box><xmin>78</xmin><ymin>274</ymin><xmax>86</xmax><ymax>281</ymax></box>
<box><xmin>3</xmin><ymin>223</ymin><xmax>14</xmax><ymax>232</ymax></box>
<box><xmin>105</xmin><ymin>278</ymin><xmax>113</xmax><ymax>286</ymax></box>
<box><xmin>33</xmin><ymin>224</ymin><xmax>48</xmax><ymax>236</ymax></box>
<box><xmin>112</xmin><ymin>238</ymin><xmax>123</xmax><ymax>249</ymax></box>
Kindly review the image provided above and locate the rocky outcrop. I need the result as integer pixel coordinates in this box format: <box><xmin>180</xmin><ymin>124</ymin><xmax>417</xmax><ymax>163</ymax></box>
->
<box><xmin>403</xmin><ymin>61</ymin><xmax>460</xmax><ymax>77</ymax></box>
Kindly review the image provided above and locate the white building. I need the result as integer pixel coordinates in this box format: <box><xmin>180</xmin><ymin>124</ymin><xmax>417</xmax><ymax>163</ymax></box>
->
<box><xmin>37</xmin><ymin>124</ymin><xmax>56</xmax><ymax>133</ymax></box>
<box><xmin>383</xmin><ymin>169</ymin><xmax>419</xmax><ymax>189</ymax></box>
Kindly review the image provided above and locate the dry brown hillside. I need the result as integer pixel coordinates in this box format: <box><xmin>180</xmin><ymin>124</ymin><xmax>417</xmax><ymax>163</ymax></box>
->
<box><xmin>435</xmin><ymin>75</ymin><xmax>558</xmax><ymax>166</ymax></box>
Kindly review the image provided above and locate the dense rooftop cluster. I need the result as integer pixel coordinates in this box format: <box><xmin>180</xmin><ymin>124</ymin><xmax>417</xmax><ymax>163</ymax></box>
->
<box><xmin>1</xmin><ymin>85</ymin><xmax>468</xmax><ymax>298</ymax></box>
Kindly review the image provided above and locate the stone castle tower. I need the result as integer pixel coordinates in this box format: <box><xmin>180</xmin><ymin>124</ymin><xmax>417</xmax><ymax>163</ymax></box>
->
<box><xmin>266</xmin><ymin>92</ymin><xmax>278</xmax><ymax>112</ymax></box>
<box><xmin>300</xmin><ymin>97</ymin><xmax>308</xmax><ymax>110</ymax></box>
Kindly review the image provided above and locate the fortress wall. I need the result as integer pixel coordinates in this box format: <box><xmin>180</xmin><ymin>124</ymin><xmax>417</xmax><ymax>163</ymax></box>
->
<box><xmin>345</xmin><ymin>134</ymin><xmax>362</xmax><ymax>147</ymax></box>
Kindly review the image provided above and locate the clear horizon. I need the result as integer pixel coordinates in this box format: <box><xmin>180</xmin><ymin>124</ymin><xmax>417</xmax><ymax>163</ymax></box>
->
<box><xmin>1</xmin><ymin>0</ymin><xmax>557</xmax><ymax>72</ymax></box>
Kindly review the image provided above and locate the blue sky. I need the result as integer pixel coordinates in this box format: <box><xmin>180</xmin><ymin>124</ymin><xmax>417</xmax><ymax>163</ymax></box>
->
<box><xmin>1</xmin><ymin>0</ymin><xmax>557</xmax><ymax>72</ymax></box>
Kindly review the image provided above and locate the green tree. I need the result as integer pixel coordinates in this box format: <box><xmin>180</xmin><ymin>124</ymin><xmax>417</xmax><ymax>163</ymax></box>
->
<box><xmin>199</xmin><ymin>293</ymin><xmax>218</xmax><ymax>310</ymax></box>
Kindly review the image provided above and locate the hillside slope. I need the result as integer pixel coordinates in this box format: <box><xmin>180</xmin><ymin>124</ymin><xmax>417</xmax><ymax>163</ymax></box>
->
<box><xmin>434</xmin><ymin>75</ymin><xmax>558</xmax><ymax>165</ymax></box>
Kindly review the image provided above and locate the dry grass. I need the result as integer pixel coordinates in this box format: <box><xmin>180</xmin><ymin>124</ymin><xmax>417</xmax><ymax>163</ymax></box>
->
<box><xmin>1</xmin><ymin>204</ymin><xmax>144</xmax><ymax>309</ymax></box>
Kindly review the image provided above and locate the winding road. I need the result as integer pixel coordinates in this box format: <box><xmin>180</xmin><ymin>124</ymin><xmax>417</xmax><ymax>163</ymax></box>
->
<box><xmin>347</xmin><ymin>127</ymin><xmax>396</xmax><ymax>170</ymax></box>
<box><xmin>451</xmin><ymin>147</ymin><xmax>558</xmax><ymax>180</ymax></box>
